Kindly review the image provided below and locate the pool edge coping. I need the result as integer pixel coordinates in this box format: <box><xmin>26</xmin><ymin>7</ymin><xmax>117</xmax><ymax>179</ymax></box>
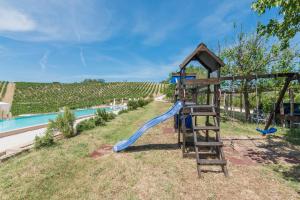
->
<box><xmin>0</xmin><ymin>114</ymin><xmax>95</xmax><ymax>139</ymax></box>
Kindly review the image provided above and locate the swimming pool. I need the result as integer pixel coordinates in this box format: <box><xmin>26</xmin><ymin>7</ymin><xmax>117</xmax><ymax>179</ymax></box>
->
<box><xmin>0</xmin><ymin>107</ymin><xmax>111</xmax><ymax>134</ymax></box>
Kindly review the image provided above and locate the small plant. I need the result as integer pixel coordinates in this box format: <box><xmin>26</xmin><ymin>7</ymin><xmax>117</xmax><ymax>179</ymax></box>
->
<box><xmin>55</xmin><ymin>107</ymin><xmax>76</xmax><ymax>138</ymax></box>
<box><xmin>76</xmin><ymin>114</ymin><xmax>107</xmax><ymax>134</ymax></box>
<box><xmin>137</xmin><ymin>99</ymin><xmax>146</xmax><ymax>107</ymax></box>
<box><xmin>76</xmin><ymin>118</ymin><xmax>96</xmax><ymax>133</ymax></box>
<box><xmin>94</xmin><ymin>116</ymin><xmax>106</xmax><ymax>126</ymax></box>
<box><xmin>109</xmin><ymin>113</ymin><xmax>116</xmax><ymax>120</ymax></box>
<box><xmin>118</xmin><ymin>109</ymin><xmax>128</xmax><ymax>114</ymax></box>
<box><xmin>127</xmin><ymin>100</ymin><xmax>139</xmax><ymax>110</ymax></box>
<box><xmin>34</xmin><ymin>130</ymin><xmax>54</xmax><ymax>149</ymax></box>
<box><xmin>96</xmin><ymin>109</ymin><xmax>109</xmax><ymax>121</ymax></box>
<box><xmin>96</xmin><ymin>109</ymin><xmax>115</xmax><ymax>121</ymax></box>
<box><xmin>127</xmin><ymin>99</ymin><xmax>151</xmax><ymax>110</ymax></box>
<box><xmin>47</xmin><ymin>107</ymin><xmax>76</xmax><ymax>138</ymax></box>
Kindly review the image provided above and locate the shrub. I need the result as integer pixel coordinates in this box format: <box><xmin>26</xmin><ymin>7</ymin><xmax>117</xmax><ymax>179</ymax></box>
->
<box><xmin>108</xmin><ymin>113</ymin><xmax>116</xmax><ymax>120</ymax></box>
<box><xmin>127</xmin><ymin>100</ymin><xmax>139</xmax><ymax>110</ymax></box>
<box><xmin>76</xmin><ymin>118</ymin><xmax>96</xmax><ymax>133</ymax></box>
<box><xmin>118</xmin><ymin>109</ymin><xmax>128</xmax><ymax>114</ymax></box>
<box><xmin>94</xmin><ymin>116</ymin><xmax>106</xmax><ymax>126</ymax></box>
<box><xmin>96</xmin><ymin>109</ymin><xmax>109</xmax><ymax>121</ymax></box>
<box><xmin>96</xmin><ymin>109</ymin><xmax>115</xmax><ymax>121</ymax></box>
<box><xmin>34</xmin><ymin>130</ymin><xmax>55</xmax><ymax>149</ymax></box>
<box><xmin>53</xmin><ymin>107</ymin><xmax>76</xmax><ymax>138</ymax></box>
<box><xmin>137</xmin><ymin>99</ymin><xmax>146</xmax><ymax>107</ymax></box>
<box><xmin>128</xmin><ymin>99</ymin><xmax>152</xmax><ymax>110</ymax></box>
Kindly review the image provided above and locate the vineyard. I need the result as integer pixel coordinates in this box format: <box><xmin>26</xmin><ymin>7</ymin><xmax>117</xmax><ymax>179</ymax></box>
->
<box><xmin>0</xmin><ymin>81</ymin><xmax>8</xmax><ymax>101</ymax></box>
<box><xmin>11</xmin><ymin>81</ymin><xmax>166</xmax><ymax>116</ymax></box>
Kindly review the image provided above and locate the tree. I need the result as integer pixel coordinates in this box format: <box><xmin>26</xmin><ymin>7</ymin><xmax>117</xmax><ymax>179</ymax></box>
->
<box><xmin>220</xmin><ymin>29</ymin><xmax>298</xmax><ymax>120</ymax></box>
<box><xmin>184</xmin><ymin>65</ymin><xmax>207</xmax><ymax>78</ymax></box>
<box><xmin>164</xmin><ymin>65</ymin><xmax>207</xmax><ymax>100</ymax></box>
<box><xmin>252</xmin><ymin>0</ymin><xmax>300</xmax><ymax>49</ymax></box>
<box><xmin>53</xmin><ymin>107</ymin><xmax>76</xmax><ymax>138</ymax></box>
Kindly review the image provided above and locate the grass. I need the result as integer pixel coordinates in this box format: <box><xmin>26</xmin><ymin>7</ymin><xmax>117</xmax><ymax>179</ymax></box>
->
<box><xmin>270</xmin><ymin>164</ymin><xmax>300</xmax><ymax>192</ymax></box>
<box><xmin>0</xmin><ymin>102</ymin><xmax>170</xmax><ymax>199</ymax></box>
<box><xmin>284</xmin><ymin>128</ymin><xmax>300</xmax><ymax>145</ymax></box>
<box><xmin>0</xmin><ymin>101</ymin><xmax>299</xmax><ymax>199</ymax></box>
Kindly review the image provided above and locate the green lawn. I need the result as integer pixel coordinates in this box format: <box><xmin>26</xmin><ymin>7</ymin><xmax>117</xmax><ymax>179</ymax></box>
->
<box><xmin>0</xmin><ymin>101</ymin><xmax>299</xmax><ymax>199</ymax></box>
<box><xmin>0</xmin><ymin>102</ymin><xmax>171</xmax><ymax>199</ymax></box>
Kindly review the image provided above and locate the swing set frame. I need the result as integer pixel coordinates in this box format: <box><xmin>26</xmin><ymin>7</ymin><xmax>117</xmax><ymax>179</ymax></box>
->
<box><xmin>192</xmin><ymin>72</ymin><xmax>300</xmax><ymax>130</ymax></box>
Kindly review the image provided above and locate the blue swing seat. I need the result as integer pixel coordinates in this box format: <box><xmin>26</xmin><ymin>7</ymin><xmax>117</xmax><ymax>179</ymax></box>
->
<box><xmin>256</xmin><ymin>127</ymin><xmax>277</xmax><ymax>135</ymax></box>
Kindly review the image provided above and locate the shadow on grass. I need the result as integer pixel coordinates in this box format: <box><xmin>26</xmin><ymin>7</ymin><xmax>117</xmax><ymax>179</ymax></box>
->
<box><xmin>272</xmin><ymin>164</ymin><xmax>300</xmax><ymax>192</ymax></box>
<box><xmin>282</xmin><ymin>165</ymin><xmax>300</xmax><ymax>182</ymax></box>
<box><xmin>242</xmin><ymin>132</ymin><xmax>300</xmax><ymax>189</ymax></box>
<box><xmin>284</xmin><ymin>128</ymin><xmax>300</xmax><ymax>146</ymax></box>
<box><xmin>125</xmin><ymin>143</ymin><xmax>179</xmax><ymax>152</ymax></box>
<box><xmin>245</xmin><ymin>136</ymin><xmax>300</xmax><ymax>165</ymax></box>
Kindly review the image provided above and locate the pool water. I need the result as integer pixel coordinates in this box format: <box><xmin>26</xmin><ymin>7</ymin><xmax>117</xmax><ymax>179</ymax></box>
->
<box><xmin>0</xmin><ymin>107</ymin><xmax>111</xmax><ymax>134</ymax></box>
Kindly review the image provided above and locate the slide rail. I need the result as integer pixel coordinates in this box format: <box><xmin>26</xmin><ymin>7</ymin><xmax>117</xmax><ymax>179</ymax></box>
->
<box><xmin>113</xmin><ymin>101</ymin><xmax>183</xmax><ymax>152</ymax></box>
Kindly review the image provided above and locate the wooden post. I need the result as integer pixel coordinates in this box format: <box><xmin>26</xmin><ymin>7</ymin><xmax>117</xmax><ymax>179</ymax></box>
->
<box><xmin>289</xmin><ymin>88</ymin><xmax>294</xmax><ymax>128</ymax></box>
<box><xmin>280</xmin><ymin>101</ymin><xmax>285</xmax><ymax>127</ymax></box>
<box><xmin>224</xmin><ymin>92</ymin><xmax>228</xmax><ymax>112</ymax></box>
<box><xmin>206</xmin><ymin>73</ymin><xmax>211</xmax><ymax>124</ymax></box>
<box><xmin>240</xmin><ymin>92</ymin><xmax>243</xmax><ymax>112</ymax></box>
<box><xmin>230</xmin><ymin>93</ymin><xmax>233</xmax><ymax>117</ymax></box>
<box><xmin>265</xmin><ymin>77</ymin><xmax>292</xmax><ymax>130</ymax></box>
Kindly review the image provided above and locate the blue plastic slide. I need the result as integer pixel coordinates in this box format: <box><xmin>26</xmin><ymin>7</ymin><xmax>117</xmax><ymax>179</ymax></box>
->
<box><xmin>113</xmin><ymin>101</ymin><xmax>183</xmax><ymax>152</ymax></box>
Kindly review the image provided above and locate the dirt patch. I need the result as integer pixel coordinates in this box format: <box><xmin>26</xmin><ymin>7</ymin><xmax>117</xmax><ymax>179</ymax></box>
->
<box><xmin>90</xmin><ymin>144</ymin><xmax>113</xmax><ymax>159</ymax></box>
<box><xmin>223</xmin><ymin>137</ymin><xmax>300</xmax><ymax>166</ymax></box>
<box><xmin>224</xmin><ymin>147</ymin><xmax>257</xmax><ymax>166</ymax></box>
<box><xmin>162</xmin><ymin>127</ymin><xmax>175</xmax><ymax>134</ymax></box>
<box><xmin>2</xmin><ymin>82</ymin><xmax>15</xmax><ymax>105</ymax></box>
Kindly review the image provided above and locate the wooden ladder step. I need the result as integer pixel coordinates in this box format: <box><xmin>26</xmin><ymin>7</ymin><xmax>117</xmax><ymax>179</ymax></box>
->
<box><xmin>194</xmin><ymin>126</ymin><xmax>219</xmax><ymax>131</ymax></box>
<box><xmin>198</xmin><ymin>159</ymin><xmax>227</xmax><ymax>165</ymax></box>
<box><xmin>198</xmin><ymin>151</ymin><xmax>218</xmax><ymax>156</ymax></box>
<box><xmin>196</xmin><ymin>142</ymin><xmax>223</xmax><ymax>147</ymax></box>
<box><xmin>191</xmin><ymin>112</ymin><xmax>216</xmax><ymax>116</ymax></box>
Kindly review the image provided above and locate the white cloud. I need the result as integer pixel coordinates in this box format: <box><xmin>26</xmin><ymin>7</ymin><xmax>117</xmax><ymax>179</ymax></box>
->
<box><xmin>80</xmin><ymin>48</ymin><xmax>87</xmax><ymax>67</ymax></box>
<box><xmin>0</xmin><ymin>0</ymin><xmax>117</xmax><ymax>42</ymax></box>
<box><xmin>0</xmin><ymin>7</ymin><xmax>35</xmax><ymax>32</ymax></box>
<box><xmin>39</xmin><ymin>51</ymin><xmax>49</xmax><ymax>70</ymax></box>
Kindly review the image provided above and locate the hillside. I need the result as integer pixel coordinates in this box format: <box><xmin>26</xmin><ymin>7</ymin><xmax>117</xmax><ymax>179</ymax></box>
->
<box><xmin>0</xmin><ymin>81</ymin><xmax>9</xmax><ymax>101</ymax></box>
<box><xmin>11</xmin><ymin>82</ymin><xmax>166</xmax><ymax>116</ymax></box>
<box><xmin>0</xmin><ymin>102</ymin><xmax>299</xmax><ymax>199</ymax></box>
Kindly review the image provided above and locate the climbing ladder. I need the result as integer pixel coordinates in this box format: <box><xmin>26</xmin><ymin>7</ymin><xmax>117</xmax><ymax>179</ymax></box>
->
<box><xmin>181</xmin><ymin>104</ymin><xmax>228</xmax><ymax>177</ymax></box>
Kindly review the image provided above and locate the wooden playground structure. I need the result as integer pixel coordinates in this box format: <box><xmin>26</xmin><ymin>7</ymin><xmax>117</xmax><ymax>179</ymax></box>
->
<box><xmin>174</xmin><ymin>43</ymin><xmax>300</xmax><ymax>177</ymax></box>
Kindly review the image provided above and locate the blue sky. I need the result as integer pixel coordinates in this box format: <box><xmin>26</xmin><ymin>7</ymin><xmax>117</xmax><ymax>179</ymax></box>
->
<box><xmin>0</xmin><ymin>0</ymin><xmax>284</xmax><ymax>82</ymax></box>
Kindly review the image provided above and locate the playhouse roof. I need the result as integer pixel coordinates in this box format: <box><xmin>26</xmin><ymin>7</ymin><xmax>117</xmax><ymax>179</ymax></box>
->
<box><xmin>179</xmin><ymin>43</ymin><xmax>225</xmax><ymax>72</ymax></box>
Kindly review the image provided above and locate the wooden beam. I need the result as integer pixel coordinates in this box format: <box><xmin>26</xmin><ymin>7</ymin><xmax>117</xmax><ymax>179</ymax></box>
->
<box><xmin>220</xmin><ymin>73</ymin><xmax>297</xmax><ymax>81</ymax></box>
<box><xmin>185</xmin><ymin>78</ymin><xmax>220</xmax><ymax>86</ymax></box>
<box><xmin>264</xmin><ymin>77</ymin><xmax>292</xmax><ymax>130</ymax></box>
<box><xmin>181</xmin><ymin>73</ymin><xmax>298</xmax><ymax>87</ymax></box>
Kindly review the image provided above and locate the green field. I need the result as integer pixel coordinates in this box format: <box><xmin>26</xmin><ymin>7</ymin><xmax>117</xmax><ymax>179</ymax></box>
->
<box><xmin>11</xmin><ymin>82</ymin><xmax>166</xmax><ymax>116</ymax></box>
